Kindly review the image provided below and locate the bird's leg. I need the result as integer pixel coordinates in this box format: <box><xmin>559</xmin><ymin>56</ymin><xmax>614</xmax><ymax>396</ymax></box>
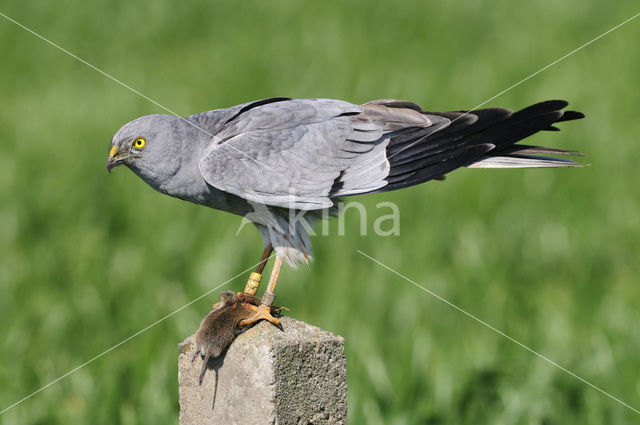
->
<box><xmin>238</xmin><ymin>255</ymin><xmax>283</xmax><ymax>328</ymax></box>
<box><xmin>256</xmin><ymin>245</ymin><xmax>273</xmax><ymax>274</ymax></box>
<box><xmin>243</xmin><ymin>244</ymin><xmax>273</xmax><ymax>296</ymax></box>
<box><xmin>219</xmin><ymin>245</ymin><xmax>272</xmax><ymax>310</ymax></box>
<box><xmin>262</xmin><ymin>254</ymin><xmax>282</xmax><ymax>307</ymax></box>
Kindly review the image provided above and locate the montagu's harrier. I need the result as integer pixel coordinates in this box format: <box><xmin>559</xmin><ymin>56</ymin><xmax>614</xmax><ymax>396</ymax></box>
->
<box><xmin>107</xmin><ymin>97</ymin><xmax>583</xmax><ymax>326</ymax></box>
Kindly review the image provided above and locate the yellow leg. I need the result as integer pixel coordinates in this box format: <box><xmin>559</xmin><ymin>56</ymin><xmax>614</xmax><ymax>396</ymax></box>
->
<box><xmin>238</xmin><ymin>255</ymin><xmax>283</xmax><ymax>328</ymax></box>
<box><xmin>215</xmin><ymin>245</ymin><xmax>272</xmax><ymax>310</ymax></box>
<box><xmin>263</xmin><ymin>255</ymin><xmax>282</xmax><ymax>305</ymax></box>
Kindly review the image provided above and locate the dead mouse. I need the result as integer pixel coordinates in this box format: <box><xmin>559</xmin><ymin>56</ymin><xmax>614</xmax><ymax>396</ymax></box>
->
<box><xmin>190</xmin><ymin>291</ymin><xmax>254</xmax><ymax>383</ymax></box>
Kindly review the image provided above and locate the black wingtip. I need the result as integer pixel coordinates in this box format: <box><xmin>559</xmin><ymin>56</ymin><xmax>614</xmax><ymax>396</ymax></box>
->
<box><xmin>559</xmin><ymin>110</ymin><xmax>586</xmax><ymax>121</ymax></box>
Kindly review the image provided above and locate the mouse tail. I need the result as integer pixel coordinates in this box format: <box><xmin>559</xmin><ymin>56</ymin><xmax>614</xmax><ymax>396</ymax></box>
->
<box><xmin>198</xmin><ymin>352</ymin><xmax>211</xmax><ymax>384</ymax></box>
<box><xmin>212</xmin><ymin>368</ymin><xmax>220</xmax><ymax>409</ymax></box>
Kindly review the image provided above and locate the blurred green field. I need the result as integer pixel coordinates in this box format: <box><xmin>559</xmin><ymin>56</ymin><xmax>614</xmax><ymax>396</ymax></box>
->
<box><xmin>1</xmin><ymin>1</ymin><xmax>639</xmax><ymax>424</ymax></box>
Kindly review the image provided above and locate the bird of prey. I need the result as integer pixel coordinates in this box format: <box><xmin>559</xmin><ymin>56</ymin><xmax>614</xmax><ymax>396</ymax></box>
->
<box><xmin>106</xmin><ymin>97</ymin><xmax>584</xmax><ymax>327</ymax></box>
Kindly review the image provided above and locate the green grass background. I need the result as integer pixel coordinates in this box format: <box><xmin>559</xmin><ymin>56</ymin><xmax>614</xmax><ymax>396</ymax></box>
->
<box><xmin>1</xmin><ymin>1</ymin><xmax>639</xmax><ymax>423</ymax></box>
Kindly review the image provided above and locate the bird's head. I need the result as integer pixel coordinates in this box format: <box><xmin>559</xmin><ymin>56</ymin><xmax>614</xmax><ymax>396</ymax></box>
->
<box><xmin>107</xmin><ymin>114</ymin><xmax>186</xmax><ymax>188</ymax></box>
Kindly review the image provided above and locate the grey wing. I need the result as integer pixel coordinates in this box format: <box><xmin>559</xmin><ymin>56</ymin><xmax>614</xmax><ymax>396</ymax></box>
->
<box><xmin>196</xmin><ymin>98</ymin><xmax>584</xmax><ymax>210</ymax></box>
<box><xmin>198</xmin><ymin>99</ymin><xmax>432</xmax><ymax>210</ymax></box>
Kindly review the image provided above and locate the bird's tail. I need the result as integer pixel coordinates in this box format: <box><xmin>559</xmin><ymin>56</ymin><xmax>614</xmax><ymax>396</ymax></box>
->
<box><xmin>377</xmin><ymin>100</ymin><xmax>585</xmax><ymax>192</ymax></box>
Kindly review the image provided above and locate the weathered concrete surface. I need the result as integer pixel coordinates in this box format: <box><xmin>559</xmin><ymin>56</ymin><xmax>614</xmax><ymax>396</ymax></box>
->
<box><xmin>178</xmin><ymin>317</ymin><xmax>347</xmax><ymax>425</ymax></box>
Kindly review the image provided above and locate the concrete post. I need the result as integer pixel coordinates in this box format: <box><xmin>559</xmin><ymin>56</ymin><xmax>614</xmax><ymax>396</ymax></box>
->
<box><xmin>178</xmin><ymin>317</ymin><xmax>347</xmax><ymax>425</ymax></box>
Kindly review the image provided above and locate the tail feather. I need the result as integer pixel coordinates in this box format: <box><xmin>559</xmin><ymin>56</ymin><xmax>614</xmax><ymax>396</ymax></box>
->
<box><xmin>468</xmin><ymin>154</ymin><xmax>582</xmax><ymax>169</ymax></box>
<box><xmin>498</xmin><ymin>144</ymin><xmax>584</xmax><ymax>157</ymax></box>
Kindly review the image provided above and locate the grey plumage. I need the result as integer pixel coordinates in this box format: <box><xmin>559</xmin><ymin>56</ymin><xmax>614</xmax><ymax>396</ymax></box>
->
<box><xmin>107</xmin><ymin>97</ymin><xmax>584</xmax><ymax>265</ymax></box>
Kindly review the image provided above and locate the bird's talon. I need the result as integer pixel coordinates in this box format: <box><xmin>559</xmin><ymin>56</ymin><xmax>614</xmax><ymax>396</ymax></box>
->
<box><xmin>238</xmin><ymin>304</ymin><xmax>281</xmax><ymax>328</ymax></box>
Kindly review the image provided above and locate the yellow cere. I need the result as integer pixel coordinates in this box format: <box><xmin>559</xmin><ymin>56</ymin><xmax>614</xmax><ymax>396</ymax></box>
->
<box><xmin>109</xmin><ymin>145</ymin><xmax>118</xmax><ymax>158</ymax></box>
<box><xmin>134</xmin><ymin>137</ymin><xmax>146</xmax><ymax>149</ymax></box>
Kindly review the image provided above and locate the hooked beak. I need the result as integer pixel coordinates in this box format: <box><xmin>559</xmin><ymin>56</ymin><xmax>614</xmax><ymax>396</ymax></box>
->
<box><xmin>106</xmin><ymin>145</ymin><xmax>126</xmax><ymax>173</ymax></box>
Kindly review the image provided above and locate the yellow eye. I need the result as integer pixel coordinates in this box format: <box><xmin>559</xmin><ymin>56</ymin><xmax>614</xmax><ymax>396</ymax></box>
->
<box><xmin>133</xmin><ymin>137</ymin><xmax>147</xmax><ymax>149</ymax></box>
